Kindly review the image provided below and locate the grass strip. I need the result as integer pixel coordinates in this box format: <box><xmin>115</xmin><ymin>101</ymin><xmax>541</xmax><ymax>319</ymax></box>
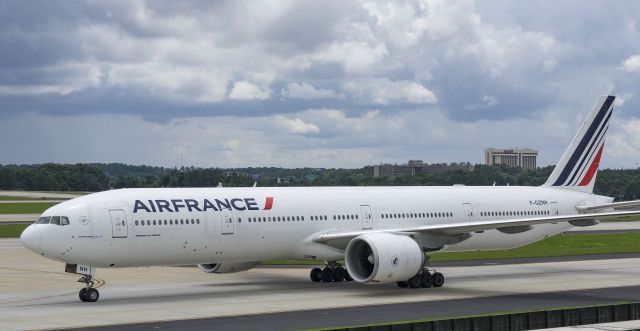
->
<box><xmin>0</xmin><ymin>202</ymin><xmax>59</xmax><ymax>214</ymax></box>
<box><xmin>0</xmin><ymin>224</ymin><xmax>29</xmax><ymax>237</ymax></box>
<box><xmin>0</xmin><ymin>196</ymin><xmax>68</xmax><ymax>201</ymax></box>
<box><xmin>262</xmin><ymin>232</ymin><xmax>640</xmax><ymax>265</ymax></box>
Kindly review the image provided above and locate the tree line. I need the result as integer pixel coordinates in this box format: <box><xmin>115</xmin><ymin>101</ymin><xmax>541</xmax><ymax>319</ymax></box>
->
<box><xmin>0</xmin><ymin>163</ymin><xmax>637</xmax><ymax>201</ymax></box>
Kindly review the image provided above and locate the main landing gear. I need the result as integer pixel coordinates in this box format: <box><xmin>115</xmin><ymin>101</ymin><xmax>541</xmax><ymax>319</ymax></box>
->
<box><xmin>396</xmin><ymin>268</ymin><xmax>445</xmax><ymax>289</ymax></box>
<box><xmin>310</xmin><ymin>261</ymin><xmax>353</xmax><ymax>283</ymax></box>
<box><xmin>78</xmin><ymin>274</ymin><xmax>99</xmax><ymax>302</ymax></box>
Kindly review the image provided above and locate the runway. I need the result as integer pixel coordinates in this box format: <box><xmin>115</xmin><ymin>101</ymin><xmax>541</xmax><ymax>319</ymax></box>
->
<box><xmin>2</xmin><ymin>239</ymin><xmax>640</xmax><ymax>330</ymax></box>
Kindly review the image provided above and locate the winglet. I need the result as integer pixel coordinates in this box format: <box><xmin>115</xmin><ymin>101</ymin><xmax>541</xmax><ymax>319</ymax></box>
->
<box><xmin>543</xmin><ymin>95</ymin><xmax>615</xmax><ymax>193</ymax></box>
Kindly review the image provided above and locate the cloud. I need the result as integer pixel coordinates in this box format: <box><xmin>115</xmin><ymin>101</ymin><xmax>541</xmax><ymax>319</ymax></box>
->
<box><xmin>281</xmin><ymin>82</ymin><xmax>343</xmax><ymax>100</ymax></box>
<box><xmin>343</xmin><ymin>78</ymin><xmax>437</xmax><ymax>105</ymax></box>
<box><xmin>275</xmin><ymin>116</ymin><xmax>320</xmax><ymax>134</ymax></box>
<box><xmin>228</xmin><ymin>81</ymin><xmax>271</xmax><ymax>101</ymax></box>
<box><xmin>623</xmin><ymin>55</ymin><xmax>640</xmax><ymax>73</ymax></box>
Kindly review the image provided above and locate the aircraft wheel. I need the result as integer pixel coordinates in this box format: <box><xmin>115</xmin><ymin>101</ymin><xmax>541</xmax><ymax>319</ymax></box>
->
<box><xmin>310</xmin><ymin>268</ymin><xmax>323</xmax><ymax>282</ymax></box>
<box><xmin>321</xmin><ymin>267</ymin><xmax>334</xmax><ymax>282</ymax></box>
<box><xmin>333</xmin><ymin>266</ymin><xmax>346</xmax><ymax>282</ymax></box>
<box><xmin>345</xmin><ymin>270</ymin><xmax>353</xmax><ymax>281</ymax></box>
<box><xmin>421</xmin><ymin>272</ymin><xmax>433</xmax><ymax>288</ymax></box>
<box><xmin>396</xmin><ymin>281</ymin><xmax>408</xmax><ymax>288</ymax></box>
<box><xmin>432</xmin><ymin>272</ymin><xmax>445</xmax><ymax>288</ymax></box>
<box><xmin>79</xmin><ymin>288</ymin><xmax>88</xmax><ymax>302</ymax></box>
<box><xmin>86</xmin><ymin>288</ymin><xmax>99</xmax><ymax>302</ymax></box>
<box><xmin>408</xmin><ymin>276</ymin><xmax>421</xmax><ymax>289</ymax></box>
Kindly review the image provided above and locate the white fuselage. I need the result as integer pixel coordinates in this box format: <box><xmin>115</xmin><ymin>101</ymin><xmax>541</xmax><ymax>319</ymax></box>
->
<box><xmin>26</xmin><ymin>185</ymin><xmax>612</xmax><ymax>268</ymax></box>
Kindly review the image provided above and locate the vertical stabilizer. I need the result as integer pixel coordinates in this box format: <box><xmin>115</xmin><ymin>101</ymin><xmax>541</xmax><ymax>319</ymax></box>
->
<box><xmin>543</xmin><ymin>95</ymin><xmax>615</xmax><ymax>193</ymax></box>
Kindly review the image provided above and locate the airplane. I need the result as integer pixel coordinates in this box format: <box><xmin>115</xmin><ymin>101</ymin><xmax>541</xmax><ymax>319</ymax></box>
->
<box><xmin>20</xmin><ymin>95</ymin><xmax>640</xmax><ymax>302</ymax></box>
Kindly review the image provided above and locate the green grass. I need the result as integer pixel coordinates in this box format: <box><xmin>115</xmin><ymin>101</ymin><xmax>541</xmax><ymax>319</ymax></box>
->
<box><xmin>0</xmin><ymin>196</ymin><xmax>69</xmax><ymax>201</ymax></box>
<box><xmin>602</xmin><ymin>216</ymin><xmax>640</xmax><ymax>222</ymax></box>
<box><xmin>262</xmin><ymin>233</ymin><xmax>640</xmax><ymax>265</ymax></box>
<box><xmin>0</xmin><ymin>202</ymin><xmax>59</xmax><ymax>214</ymax></box>
<box><xmin>39</xmin><ymin>191</ymin><xmax>91</xmax><ymax>195</ymax></box>
<box><xmin>0</xmin><ymin>224</ymin><xmax>29</xmax><ymax>237</ymax></box>
<box><xmin>429</xmin><ymin>232</ymin><xmax>640</xmax><ymax>262</ymax></box>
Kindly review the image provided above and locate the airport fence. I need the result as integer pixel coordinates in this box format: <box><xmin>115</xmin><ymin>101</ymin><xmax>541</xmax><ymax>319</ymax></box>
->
<box><xmin>325</xmin><ymin>302</ymin><xmax>640</xmax><ymax>331</ymax></box>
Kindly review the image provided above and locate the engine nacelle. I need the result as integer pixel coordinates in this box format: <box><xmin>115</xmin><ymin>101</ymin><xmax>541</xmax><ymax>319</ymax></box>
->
<box><xmin>345</xmin><ymin>233</ymin><xmax>424</xmax><ymax>284</ymax></box>
<box><xmin>196</xmin><ymin>262</ymin><xmax>260</xmax><ymax>274</ymax></box>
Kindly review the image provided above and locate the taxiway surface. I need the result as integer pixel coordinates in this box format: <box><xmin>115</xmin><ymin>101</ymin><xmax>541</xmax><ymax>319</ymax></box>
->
<box><xmin>2</xmin><ymin>239</ymin><xmax>640</xmax><ymax>330</ymax></box>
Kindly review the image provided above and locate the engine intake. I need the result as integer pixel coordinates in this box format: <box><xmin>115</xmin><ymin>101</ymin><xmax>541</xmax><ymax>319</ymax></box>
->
<box><xmin>345</xmin><ymin>233</ymin><xmax>423</xmax><ymax>284</ymax></box>
<box><xmin>197</xmin><ymin>261</ymin><xmax>260</xmax><ymax>274</ymax></box>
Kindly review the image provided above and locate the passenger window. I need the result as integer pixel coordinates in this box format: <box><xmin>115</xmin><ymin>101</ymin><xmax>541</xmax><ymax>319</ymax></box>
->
<box><xmin>50</xmin><ymin>216</ymin><xmax>61</xmax><ymax>225</ymax></box>
<box><xmin>61</xmin><ymin>216</ymin><xmax>70</xmax><ymax>226</ymax></box>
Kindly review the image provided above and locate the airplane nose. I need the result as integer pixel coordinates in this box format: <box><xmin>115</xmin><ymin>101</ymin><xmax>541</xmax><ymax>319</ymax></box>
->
<box><xmin>20</xmin><ymin>225</ymin><xmax>41</xmax><ymax>252</ymax></box>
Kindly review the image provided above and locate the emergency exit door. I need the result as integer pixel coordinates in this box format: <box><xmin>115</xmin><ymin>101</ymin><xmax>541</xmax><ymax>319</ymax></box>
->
<box><xmin>220</xmin><ymin>208</ymin><xmax>234</xmax><ymax>234</ymax></box>
<box><xmin>109</xmin><ymin>209</ymin><xmax>128</xmax><ymax>238</ymax></box>
<box><xmin>360</xmin><ymin>205</ymin><xmax>373</xmax><ymax>229</ymax></box>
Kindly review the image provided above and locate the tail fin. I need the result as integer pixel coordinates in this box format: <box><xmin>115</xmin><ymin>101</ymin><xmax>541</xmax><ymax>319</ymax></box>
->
<box><xmin>543</xmin><ymin>95</ymin><xmax>615</xmax><ymax>193</ymax></box>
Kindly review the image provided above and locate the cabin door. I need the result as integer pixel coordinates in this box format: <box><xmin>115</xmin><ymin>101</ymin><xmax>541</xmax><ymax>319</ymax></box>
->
<box><xmin>109</xmin><ymin>209</ymin><xmax>128</xmax><ymax>238</ymax></box>
<box><xmin>550</xmin><ymin>202</ymin><xmax>559</xmax><ymax>216</ymax></box>
<box><xmin>462</xmin><ymin>203</ymin><xmax>474</xmax><ymax>222</ymax></box>
<box><xmin>220</xmin><ymin>208</ymin><xmax>234</xmax><ymax>235</ymax></box>
<box><xmin>360</xmin><ymin>205</ymin><xmax>373</xmax><ymax>229</ymax></box>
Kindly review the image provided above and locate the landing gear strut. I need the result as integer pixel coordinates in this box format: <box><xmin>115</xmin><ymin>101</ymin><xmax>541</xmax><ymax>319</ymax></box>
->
<box><xmin>310</xmin><ymin>261</ymin><xmax>353</xmax><ymax>283</ymax></box>
<box><xmin>78</xmin><ymin>274</ymin><xmax>99</xmax><ymax>302</ymax></box>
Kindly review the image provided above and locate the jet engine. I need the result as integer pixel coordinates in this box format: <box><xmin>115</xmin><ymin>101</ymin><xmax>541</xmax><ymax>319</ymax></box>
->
<box><xmin>197</xmin><ymin>262</ymin><xmax>260</xmax><ymax>274</ymax></box>
<box><xmin>344</xmin><ymin>233</ymin><xmax>423</xmax><ymax>284</ymax></box>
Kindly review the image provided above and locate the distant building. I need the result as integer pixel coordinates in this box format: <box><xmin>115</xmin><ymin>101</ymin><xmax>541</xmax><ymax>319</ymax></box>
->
<box><xmin>373</xmin><ymin>160</ymin><xmax>473</xmax><ymax>177</ymax></box>
<box><xmin>485</xmin><ymin>148</ymin><xmax>538</xmax><ymax>170</ymax></box>
<box><xmin>275</xmin><ymin>176</ymin><xmax>296</xmax><ymax>184</ymax></box>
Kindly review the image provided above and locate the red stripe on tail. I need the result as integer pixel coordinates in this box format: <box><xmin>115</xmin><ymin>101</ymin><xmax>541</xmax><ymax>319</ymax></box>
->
<box><xmin>578</xmin><ymin>143</ymin><xmax>604</xmax><ymax>186</ymax></box>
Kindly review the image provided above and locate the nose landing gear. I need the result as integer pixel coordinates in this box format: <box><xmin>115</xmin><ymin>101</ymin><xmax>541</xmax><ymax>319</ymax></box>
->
<box><xmin>78</xmin><ymin>274</ymin><xmax>99</xmax><ymax>302</ymax></box>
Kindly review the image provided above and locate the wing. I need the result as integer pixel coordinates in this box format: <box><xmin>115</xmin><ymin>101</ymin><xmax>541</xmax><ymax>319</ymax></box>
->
<box><xmin>575</xmin><ymin>200</ymin><xmax>640</xmax><ymax>212</ymax></box>
<box><xmin>313</xmin><ymin>210</ymin><xmax>640</xmax><ymax>249</ymax></box>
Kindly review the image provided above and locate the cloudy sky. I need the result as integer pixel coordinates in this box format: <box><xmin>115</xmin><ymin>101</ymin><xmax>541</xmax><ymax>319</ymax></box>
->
<box><xmin>1</xmin><ymin>0</ymin><xmax>640</xmax><ymax>169</ymax></box>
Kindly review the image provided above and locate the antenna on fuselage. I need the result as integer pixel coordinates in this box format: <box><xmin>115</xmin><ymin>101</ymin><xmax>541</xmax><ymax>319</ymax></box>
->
<box><xmin>253</xmin><ymin>182</ymin><xmax>257</xmax><ymax>188</ymax></box>
<box><xmin>217</xmin><ymin>182</ymin><xmax>223</xmax><ymax>188</ymax></box>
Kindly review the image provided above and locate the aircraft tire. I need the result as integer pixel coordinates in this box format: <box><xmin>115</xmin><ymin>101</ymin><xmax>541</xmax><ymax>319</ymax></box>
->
<box><xmin>421</xmin><ymin>272</ymin><xmax>433</xmax><ymax>288</ymax></box>
<box><xmin>408</xmin><ymin>276</ymin><xmax>421</xmax><ymax>289</ymax></box>
<box><xmin>345</xmin><ymin>270</ymin><xmax>353</xmax><ymax>281</ymax></box>
<box><xmin>86</xmin><ymin>288</ymin><xmax>99</xmax><ymax>302</ymax></box>
<box><xmin>310</xmin><ymin>268</ymin><xmax>323</xmax><ymax>282</ymax></box>
<box><xmin>321</xmin><ymin>267</ymin><xmax>334</xmax><ymax>282</ymax></box>
<box><xmin>333</xmin><ymin>266</ymin><xmax>346</xmax><ymax>282</ymax></box>
<box><xmin>79</xmin><ymin>288</ymin><xmax>88</xmax><ymax>302</ymax></box>
<box><xmin>432</xmin><ymin>272</ymin><xmax>445</xmax><ymax>288</ymax></box>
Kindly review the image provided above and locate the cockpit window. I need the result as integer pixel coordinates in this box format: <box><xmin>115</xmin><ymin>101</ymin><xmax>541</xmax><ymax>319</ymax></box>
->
<box><xmin>35</xmin><ymin>216</ymin><xmax>51</xmax><ymax>224</ymax></box>
<box><xmin>35</xmin><ymin>216</ymin><xmax>70</xmax><ymax>226</ymax></box>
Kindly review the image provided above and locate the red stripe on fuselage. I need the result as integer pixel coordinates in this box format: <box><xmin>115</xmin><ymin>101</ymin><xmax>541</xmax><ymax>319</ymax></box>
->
<box><xmin>578</xmin><ymin>143</ymin><xmax>605</xmax><ymax>186</ymax></box>
<box><xmin>264</xmin><ymin>196</ymin><xmax>273</xmax><ymax>210</ymax></box>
